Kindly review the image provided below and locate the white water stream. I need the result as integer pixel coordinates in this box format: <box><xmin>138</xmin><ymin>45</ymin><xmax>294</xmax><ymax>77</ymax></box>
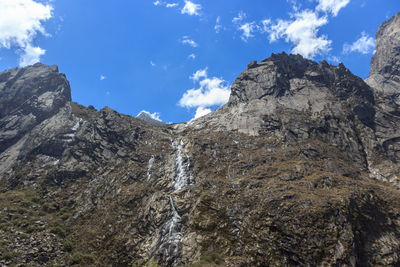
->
<box><xmin>171</xmin><ymin>139</ymin><xmax>193</xmax><ymax>191</ymax></box>
<box><xmin>146</xmin><ymin>156</ymin><xmax>155</xmax><ymax>181</ymax></box>
<box><xmin>153</xmin><ymin>139</ymin><xmax>193</xmax><ymax>266</ymax></box>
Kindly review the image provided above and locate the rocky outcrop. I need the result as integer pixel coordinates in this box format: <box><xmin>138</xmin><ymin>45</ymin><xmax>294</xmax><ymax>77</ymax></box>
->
<box><xmin>366</xmin><ymin>12</ymin><xmax>400</xmax><ymax>95</ymax></box>
<box><xmin>0</xmin><ymin>63</ymin><xmax>75</xmax><ymax>177</ymax></box>
<box><xmin>1</xmin><ymin>12</ymin><xmax>400</xmax><ymax>267</ymax></box>
<box><xmin>365</xmin><ymin>12</ymin><xmax>400</xmax><ymax>188</ymax></box>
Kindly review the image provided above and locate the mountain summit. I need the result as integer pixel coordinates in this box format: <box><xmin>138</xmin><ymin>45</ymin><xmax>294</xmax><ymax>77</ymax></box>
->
<box><xmin>1</xmin><ymin>13</ymin><xmax>400</xmax><ymax>267</ymax></box>
<box><xmin>136</xmin><ymin>110</ymin><xmax>165</xmax><ymax>126</ymax></box>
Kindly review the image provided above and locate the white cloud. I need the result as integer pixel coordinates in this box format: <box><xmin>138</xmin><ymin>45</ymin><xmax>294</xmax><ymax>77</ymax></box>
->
<box><xmin>19</xmin><ymin>44</ymin><xmax>45</xmax><ymax>67</ymax></box>
<box><xmin>232</xmin><ymin>11</ymin><xmax>246</xmax><ymax>24</ymax></box>
<box><xmin>0</xmin><ymin>0</ymin><xmax>53</xmax><ymax>67</ymax></box>
<box><xmin>179</xmin><ymin>68</ymin><xmax>230</xmax><ymax>120</ymax></box>
<box><xmin>166</xmin><ymin>3</ymin><xmax>178</xmax><ymax>8</ymax></box>
<box><xmin>188</xmin><ymin>53</ymin><xmax>196</xmax><ymax>60</ymax></box>
<box><xmin>181</xmin><ymin>36</ymin><xmax>198</xmax><ymax>47</ymax></box>
<box><xmin>264</xmin><ymin>10</ymin><xmax>331</xmax><ymax>59</ymax></box>
<box><xmin>215</xmin><ymin>16</ymin><xmax>223</xmax><ymax>33</ymax></box>
<box><xmin>316</xmin><ymin>0</ymin><xmax>350</xmax><ymax>17</ymax></box>
<box><xmin>238</xmin><ymin>22</ymin><xmax>257</xmax><ymax>42</ymax></box>
<box><xmin>343</xmin><ymin>32</ymin><xmax>375</xmax><ymax>55</ymax></box>
<box><xmin>100</xmin><ymin>75</ymin><xmax>106</xmax><ymax>80</ymax></box>
<box><xmin>190</xmin><ymin>68</ymin><xmax>207</xmax><ymax>81</ymax></box>
<box><xmin>232</xmin><ymin>12</ymin><xmax>257</xmax><ymax>42</ymax></box>
<box><xmin>328</xmin><ymin>55</ymin><xmax>340</xmax><ymax>64</ymax></box>
<box><xmin>154</xmin><ymin>1</ymin><xmax>178</xmax><ymax>8</ymax></box>
<box><xmin>137</xmin><ymin>110</ymin><xmax>162</xmax><ymax>121</ymax></box>
<box><xmin>260</xmin><ymin>0</ymin><xmax>351</xmax><ymax>59</ymax></box>
<box><xmin>179</xmin><ymin>77</ymin><xmax>230</xmax><ymax>107</ymax></box>
<box><xmin>181</xmin><ymin>0</ymin><xmax>201</xmax><ymax>16</ymax></box>
<box><xmin>194</xmin><ymin>107</ymin><xmax>212</xmax><ymax>119</ymax></box>
<box><xmin>150</xmin><ymin>60</ymin><xmax>156</xmax><ymax>66</ymax></box>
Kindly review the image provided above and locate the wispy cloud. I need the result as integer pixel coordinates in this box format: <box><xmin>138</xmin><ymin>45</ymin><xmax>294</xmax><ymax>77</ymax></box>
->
<box><xmin>154</xmin><ymin>1</ymin><xmax>178</xmax><ymax>8</ymax></box>
<box><xmin>0</xmin><ymin>0</ymin><xmax>53</xmax><ymax>67</ymax></box>
<box><xmin>232</xmin><ymin>12</ymin><xmax>258</xmax><ymax>42</ymax></box>
<box><xmin>215</xmin><ymin>16</ymin><xmax>223</xmax><ymax>33</ymax></box>
<box><xmin>100</xmin><ymin>75</ymin><xmax>106</xmax><ymax>80</ymax></box>
<box><xmin>316</xmin><ymin>0</ymin><xmax>350</xmax><ymax>17</ymax></box>
<box><xmin>179</xmin><ymin>68</ymin><xmax>230</xmax><ymax>120</ymax></box>
<box><xmin>181</xmin><ymin>36</ymin><xmax>198</xmax><ymax>47</ymax></box>
<box><xmin>188</xmin><ymin>53</ymin><xmax>196</xmax><ymax>60</ymax></box>
<box><xmin>166</xmin><ymin>3</ymin><xmax>178</xmax><ymax>8</ymax></box>
<box><xmin>150</xmin><ymin>60</ymin><xmax>156</xmax><ymax>66</ymax></box>
<box><xmin>232</xmin><ymin>11</ymin><xmax>246</xmax><ymax>24</ymax></box>
<box><xmin>238</xmin><ymin>22</ymin><xmax>257</xmax><ymax>42</ymax></box>
<box><xmin>181</xmin><ymin>0</ymin><xmax>201</xmax><ymax>16</ymax></box>
<box><xmin>343</xmin><ymin>31</ymin><xmax>375</xmax><ymax>54</ymax></box>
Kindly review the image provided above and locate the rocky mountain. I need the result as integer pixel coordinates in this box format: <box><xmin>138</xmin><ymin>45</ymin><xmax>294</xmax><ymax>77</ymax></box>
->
<box><xmin>367</xmin><ymin>12</ymin><xmax>400</xmax><ymax>95</ymax></box>
<box><xmin>0</xmin><ymin>12</ymin><xmax>400</xmax><ymax>267</ymax></box>
<box><xmin>136</xmin><ymin>111</ymin><xmax>166</xmax><ymax>127</ymax></box>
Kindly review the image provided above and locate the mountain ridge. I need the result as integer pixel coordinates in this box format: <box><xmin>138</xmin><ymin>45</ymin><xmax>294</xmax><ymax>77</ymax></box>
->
<box><xmin>0</xmin><ymin>12</ymin><xmax>400</xmax><ymax>267</ymax></box>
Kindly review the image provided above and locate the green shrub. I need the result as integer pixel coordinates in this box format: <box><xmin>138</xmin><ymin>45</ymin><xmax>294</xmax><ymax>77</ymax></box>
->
<box><xmin>63</xmin><ymin>240</ymin><xmax>74</xmax><ymax>252</ymax></box>
<box><xmin>68</xmin><ymin>252</ymin><xmax>97</xmax><ymax>265</ymax></box>
<box><xmin>50</xmin><ymin>226</ymin><xmax>67</xmax><ymax>238</ymax></box>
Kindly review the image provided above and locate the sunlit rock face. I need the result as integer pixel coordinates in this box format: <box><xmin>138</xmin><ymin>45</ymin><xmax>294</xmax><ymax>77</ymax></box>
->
<box><xmin>365</xmin><ymin>12</ymin><xmax>400</xmax><ymax>190</ymax></box>
<box><xmin>2</xmin><ymin>13</ymin><xmax>400</xmax><ymax>267</ymax></box>
<box><xmin>367</xmin><ymin>12</ymin><xmax>400</xmax><ymax>95</ymax></box>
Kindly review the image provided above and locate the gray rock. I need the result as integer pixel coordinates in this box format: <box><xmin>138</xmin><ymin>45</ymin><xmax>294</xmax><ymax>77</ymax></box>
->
<box><xmin>2</xmin><ymin>12</ymin><xmax>400</xmax><ymax>267</ymax></box>
<box><xmin>366</xmin><ymin>12</ymin><xmax>400</xmax><ymax>95</ymax></box>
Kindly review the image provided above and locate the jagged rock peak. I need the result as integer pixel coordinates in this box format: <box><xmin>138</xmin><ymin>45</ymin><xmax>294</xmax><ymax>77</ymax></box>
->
<box><xmin>370</xmin><ymin>12</ymin><xmax>400</xmax><ymax>76</ymax></box>
<box><xmin>228</xmin><ymin>52</ymin><xmax>372</xmax><ymax>106</ymax></box>
<box><xmin>136</xmin><ymin>110</ymin><xmax>166</xmax><ymax>126</ymax></box>
<box><xmin>0</xmin><ymin>63</ymin><xmax>71</xmax><ymax>119</ymax></box>
<box><xmin>366</xmin><ymin>12</ymin><xmax>400</xmax><ymax>94</ymax></box>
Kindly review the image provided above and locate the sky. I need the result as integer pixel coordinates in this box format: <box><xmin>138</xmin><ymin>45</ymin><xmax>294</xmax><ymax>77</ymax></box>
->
<box><xmin>0</xmin><ymin>0</ymin><xmax>399</xmax><ymax>123</ymax></box>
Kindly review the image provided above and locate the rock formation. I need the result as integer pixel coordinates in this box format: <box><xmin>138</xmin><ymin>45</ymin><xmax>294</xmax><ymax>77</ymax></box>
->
<box><xmin>136</xmin><ymin>111</ymin><xmax>165</xmax><ymax>127</ymax></box>
<box><xmin>0</xmin><ymin>12</ymin><xmax>400</xmax><ymax>267</ymax></box>
<box><xmin>367</xmin><ymin>12</ymin><xmax>400</xmax><ymax>95</ymax></box>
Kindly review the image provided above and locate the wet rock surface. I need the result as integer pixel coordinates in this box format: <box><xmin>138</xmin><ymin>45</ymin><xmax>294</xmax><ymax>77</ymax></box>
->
<box><xmin>1</xmin><ymin>12</ymin><xmax>400</xmax><ymax>267</ymax></box>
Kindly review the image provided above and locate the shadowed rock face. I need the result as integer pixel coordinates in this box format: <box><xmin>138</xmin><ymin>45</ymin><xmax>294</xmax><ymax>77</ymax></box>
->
<box><xmin>2</xmin><ymin>13</ymin><xmax>400</xmax><ymax>267</ymax></box>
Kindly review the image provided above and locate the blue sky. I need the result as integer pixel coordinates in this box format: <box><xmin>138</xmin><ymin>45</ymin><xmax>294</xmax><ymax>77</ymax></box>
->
<box><xmin>0</xmin><ymin>0</ymin><xmax>398</xmax><ymax>122</ymax></box>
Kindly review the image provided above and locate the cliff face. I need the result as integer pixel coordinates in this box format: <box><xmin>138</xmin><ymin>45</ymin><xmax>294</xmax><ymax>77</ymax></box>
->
<box><xmin>365</xmin><ymin>11</ymin><xmax>400</xmax><ymax>188</ymax></box>
<box><xmin>1</xmin><ymin>13</ymin><xmax>400</xmax><ymax>267</ymax></box>
<box><xmin>367</xmin><ymin>12</ymin><xmax>400</xmax><ymax>95</ymax></box>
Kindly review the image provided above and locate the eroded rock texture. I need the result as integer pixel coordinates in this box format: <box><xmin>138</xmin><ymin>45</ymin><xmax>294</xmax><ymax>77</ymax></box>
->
<box><xmin>1</xmin><ymin>12</ymin><xmax>400</xmax><ymax>267</ymax></box>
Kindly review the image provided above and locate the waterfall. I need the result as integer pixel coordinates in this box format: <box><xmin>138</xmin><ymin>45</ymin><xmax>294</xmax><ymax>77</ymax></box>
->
<box><xmin>171</xmin><ymin>140</ymin><xmax>193</xmax><ymax>191</ymax></box>
<box><xmin>152</xmin><ymin>196</ymin><xmax>183</xmax><ymax>266</ymax></box>
<box><xmin>164</xmin><ymin>196</ymin><xmax>183</xmax><ymax>261</ymax></box>
<box><xmin>64</xmin><ymin>119</ymin><xmax>82</xmax><ymax>142</ymax></box>
<box><xmin>151</xmin><ymin>139</ymin><xmax>194</xmax><ymax>266</ymax></box>
<box><xmin>146</xmin><ymin>156</ymin><xmax>155</xmax><ymax>181</ymax></box>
